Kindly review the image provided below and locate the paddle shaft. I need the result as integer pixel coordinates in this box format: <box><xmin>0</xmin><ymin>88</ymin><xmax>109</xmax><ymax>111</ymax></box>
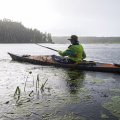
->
<box><xmin>35</xmin><ymin>43</ymin><xmax>58</xmax><ymax>52</ymax></box>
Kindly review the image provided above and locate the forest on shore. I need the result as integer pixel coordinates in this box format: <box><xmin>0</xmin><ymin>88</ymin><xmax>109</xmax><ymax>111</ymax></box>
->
<box><xmin>0</xmin><ymin>19</ymin><xmax>52</xmax><ymax>43</ymax></box>
<box><xmin>1</xmin><ymin>19</ymin><xmax>120</xmax><ymax>44</ymax></box>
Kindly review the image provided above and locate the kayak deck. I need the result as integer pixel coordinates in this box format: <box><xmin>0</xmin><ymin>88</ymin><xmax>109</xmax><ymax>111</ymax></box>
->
<box><xmin>8</xmin><ymin>53</ymin><xmax>120</xmax><ymax>73</ymax></box>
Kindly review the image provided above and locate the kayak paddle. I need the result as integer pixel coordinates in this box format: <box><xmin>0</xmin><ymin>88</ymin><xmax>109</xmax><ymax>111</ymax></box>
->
<box><xmin>35</xmin><ymin>43</ymin><xmax>58</xmax><ymax>52</ymax></box>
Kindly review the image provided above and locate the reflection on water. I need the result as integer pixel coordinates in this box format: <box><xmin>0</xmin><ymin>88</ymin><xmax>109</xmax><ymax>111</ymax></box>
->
<box><xmin>66</xmin><ymin>70</ymin><xmax>85</xmax><ymax>94</ymax></box>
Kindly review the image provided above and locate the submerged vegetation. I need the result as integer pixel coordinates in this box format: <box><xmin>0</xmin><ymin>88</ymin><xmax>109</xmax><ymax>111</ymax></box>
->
<box><xmin>0</xmin><ymin>19</ymin><xmax>53</xmax><ymax>43</ymax></box>
<box><xmin>103</xmin><ymin>96</ymin><xmax>120</xmax><ymax>119</ymax></box>
<box><xmin>1</xmin><ymin>68</ymin><xmax>120</xmax><ymax>120</ymax></box>
<box><xmin>2</xmin><ymin>70</ymin><xmax>89</xmax><ymax>119</ymax></box>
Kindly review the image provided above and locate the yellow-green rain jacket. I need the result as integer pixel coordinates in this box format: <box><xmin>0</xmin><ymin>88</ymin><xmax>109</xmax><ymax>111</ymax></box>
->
<box><xmin>59</xmin><ymin>44</ymin><xmax>86</xmax><ymax>63</ymax></box>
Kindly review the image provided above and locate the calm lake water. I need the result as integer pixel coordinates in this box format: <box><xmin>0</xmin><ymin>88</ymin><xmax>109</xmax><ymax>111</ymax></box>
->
<box><xmin>0</xmin><ymin>44</ymin><xmax>120</xmax><ymax>120</ymax></box>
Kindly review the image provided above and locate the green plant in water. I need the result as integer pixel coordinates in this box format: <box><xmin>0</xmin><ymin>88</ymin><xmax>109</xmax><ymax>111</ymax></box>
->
<box><xmin>40</xmin><ymin>79</ymin><xmax>48</xmax><ymax>92</ymax></box>
<box><xmin>24</xmin><ymin>74</ymin><xmax>29</xmax><ymax>92</ymax></box>
<box><xmin>24</xmin><ymin>71</ymin><xmax>34</xmax><ymax>92</ymax></box>
<box><xmin>29</xmin><ymin>71</ymin><xmax>35</xmax><ymax>86</ymax></box>
<box><xmin>36</xmin><ymin>74</ymin><xmax>40</xmax><ymax>91</ymax></box>
<box><xmin>29</xmin><ymin>90</ymin><xmax>34</xmax><ymax>97</ymax></box>
<box><xmin>14</xmin><ymin>86</ymin><xmax>21</xmax><ymax>102</ymax></box>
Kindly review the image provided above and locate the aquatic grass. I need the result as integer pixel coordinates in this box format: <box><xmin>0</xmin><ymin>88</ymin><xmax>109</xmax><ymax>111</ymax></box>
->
<box><xmin>29</xmin><ymin>90</ymin><xmax>34</xmax><ymax>97</ymax></box>
<box><xmin>24</xmin><ymin>71</ymin><xmax>34</xmax><ymax>92</ymax></box>
<box><xmin>13</xmin><ymin>72</ymin><xmax>49</xmax><ymax>106</ymax></box>
<box><xmin>35</xmin><ymin>74</ymin><xmax>41</xmax><ymax>99</ymax></box>
<box><xmin>36</xmin><ymin>74</ymin><xmax>40</xmax><ymax>91</ymax></box>
<box><xmin>14</xmin><ymin>86</ymin><xmax>21</xmax><ymax>102</ymax></box>
<box><xmin>24</xmin><ymin>75</ymin><xmax>29</xmax><ymax>92</ymax></box>
<box><xmin>13</xmin><ymin>71</ymin><xmax>35</xmax><ymax>105</ymax></box>
<box><xmin>35</xmin><ymin>74</ymin><xmax>48</xmax><ymax>91</ymax></box>
<box><xmin>40</xmin><ymin>79</ymin><xmax>48</xmax><ymax>92</ymax></box>
<box><xmin>29</xmin><ymin>71</ymin><xmax>35</xmax><ymax>86</ymax></box>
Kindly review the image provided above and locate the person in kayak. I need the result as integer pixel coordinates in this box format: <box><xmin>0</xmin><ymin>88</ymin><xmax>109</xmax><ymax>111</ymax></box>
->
<box><xmin>58</xmin><ymin>35</ymin><xmax>86</xmax><ymax>64</ymax></box>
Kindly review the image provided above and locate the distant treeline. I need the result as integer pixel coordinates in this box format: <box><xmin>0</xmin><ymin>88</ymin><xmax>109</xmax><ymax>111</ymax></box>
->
<box><xmin>52</xmin><ymin>36</ymin><xmax>120</xmax><ymax>44</ymax></box>
<box><xmin>0</xmin><ymin>19</ymin><xmax>52</xmax><ymax>43</ymax></box>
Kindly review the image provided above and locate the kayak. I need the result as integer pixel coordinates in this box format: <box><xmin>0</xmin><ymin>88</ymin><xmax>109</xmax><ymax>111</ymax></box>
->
<box><xmin>8</xmin><ymin>52</ymin><xmax>120</xmax><ymax>73</ymax></box>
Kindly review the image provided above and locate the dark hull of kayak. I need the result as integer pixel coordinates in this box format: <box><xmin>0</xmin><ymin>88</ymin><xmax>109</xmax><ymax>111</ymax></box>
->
<box><xmin>8</xmin><ymin>53</ymin><xmax>120</xmax><ymax>73</ymax></box>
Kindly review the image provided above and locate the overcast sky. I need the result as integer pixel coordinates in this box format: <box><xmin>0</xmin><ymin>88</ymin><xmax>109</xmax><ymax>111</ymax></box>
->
<box><xmin>0</xmin><ymin>0</ymin><xmax>120</xmax><ymax>36</ymax></box>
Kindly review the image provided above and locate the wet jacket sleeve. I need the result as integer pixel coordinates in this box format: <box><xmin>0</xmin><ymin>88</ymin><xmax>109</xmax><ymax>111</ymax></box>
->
<box><xmin>58</xmin><ymin>49</ymin><xmax>76</xmax><ymax>57</ymax></box>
